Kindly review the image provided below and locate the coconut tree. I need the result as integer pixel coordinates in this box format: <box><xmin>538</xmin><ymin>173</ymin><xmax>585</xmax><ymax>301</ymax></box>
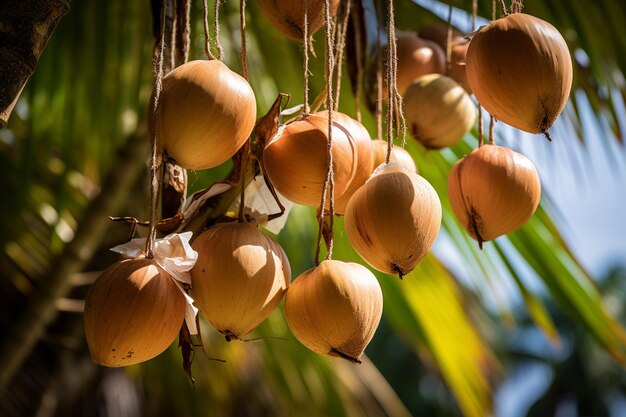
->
<box><xmin>0</xmin><ymin>0</ymin><xmax>624</xmax><ymax>416</ymax></box>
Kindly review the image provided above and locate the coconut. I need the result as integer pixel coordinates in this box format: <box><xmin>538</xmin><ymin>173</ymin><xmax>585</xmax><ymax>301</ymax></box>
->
<box><xmin>448</xmin><ymin>144</ymin><xmax>541</xmax><ymax>247</ymax></box>
<box><xmin>84</xmin><ymin>258</ymin><xmax>186</xmax><ymax>367</ymax></box>
<box><xmin>284</xmin><ymin>260</ymin><xmax>383</xmax><ymax>363</ymax></box>
<box><xmin>418</xmin><ymin>25</ymin><xmax>471</xmax><ymax>92</ymax></box>
<box><xmin>371</xmin><ymin>139</ymin><xmax>417</xmax><ymax>174</ymax></box>
<box><xmin>344</xmin><ymin>164</ymin><xmax>442</xmax><ymax>277</ymax></box>
<box><xmin>403</xmin><ymin>74</ymin><xmax>476</xmax><ymax>149</ymax></box>
<box><xmin>190</xmin><ymin>222</ymin><xmax>291</xmax><ymax>340</ymax></box>
<box><xmin>157</xmin><ymin>60</ymin><xmax>256</xmax><ymax>170</ymax></box>
<box><xmin>394</xmin><ymin>33</ymin><xmax>445</xmax><ymax>96</ymax></box>
<box><xmin>465</xmin><ymin>13</ymin><xmax>572</xmax><ymax>137</ymax></box>
<box><xmin>257</xmin><ymin>0</ymin><xmax>340</xmax><ymax>41</ymax></box>
<box><xmin>418</xmin><ymin>24</ymin><xmax>465</xmax><ymax>49</ymax></box>
<box><xmin>262</xmin><ymin>112</ymin><xmax>358</xmax><ymax>207</ymax></box>
<box><xmin>331</xmin><ymin>113</ymin><xmax>374</xmax><ymax>215</ymax></box>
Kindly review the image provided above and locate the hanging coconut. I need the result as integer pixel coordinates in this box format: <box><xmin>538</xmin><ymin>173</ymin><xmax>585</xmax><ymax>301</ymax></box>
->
<box><xmin>344</xmin><ymin>164</ymin><xmax>441</xmax><ymax>277</ymax></box>
<box><xmin>418</xmin><ymin>25</ymin><xmax>471</xmax><ymax>93</ymax></box>
<box><xmin>394</xmin><ymin>33</ymin><xmax>445</xmax><ymax>96</ymax></box>
<box><xmin>465</xmin><ymin>13</ymin><xmax>573</xmax><ymax>137</ymax></box>
<box><xmin>448</xmin><ymin>144</ymin><xmax>541</xmax><ymax>248</ymax></box>
<box><xmin>84</xmin><ymin>258</ymin><xmax>186</xmax><ymax>367</ymax></box>
<box><xmin>403</xmin><ymin>74</ymin><xmax>476</xmax><ymax>149</ymax></box>
<box><xmin>257</xmin><ymin>0</ymin><xmax>340</xmax><ymax>41</ymax></box>
<box><xmin>371</xmin><ymin>139</ymin><xmax>417</xmax><ymax>174</ymax></box>
<box><xmin>284</xmin><ymin>260</ymin><xmax>383</xmax><ymax>363</ymax></box>
<box><xmin>157</xmin><ymin>60</ymin><xmax>256</xmax><ymax>170</ymax></box>
<box><xmin>418</xmin><ymin>24</ymin><xmax>464</xmax><ymax>49</ymax></box>
<box><xmin>332</xmin><ymin>113</ymin><xmax>374</xmax><ymax>215</ymax></box>
<box><xmin>263</xmin><ymin>112</ymin><xmax>358</xmax><ymax>207</ymax></box>
<box><xmin>190</xmin><ymin>221</ymin><xmax>291</xmax><ymax>340</ymax></box>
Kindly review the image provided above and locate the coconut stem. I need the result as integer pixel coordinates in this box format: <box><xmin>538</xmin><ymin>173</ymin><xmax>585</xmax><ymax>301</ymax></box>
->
<box><xmin>354</xmin><ymin>4</ymin><xmax>363</xmax><ymax>122</ymax></box>
<box><xmin>202</xmin><ymin>0</ymin><xmax>216</xmax><ymax>60</ymax></box>
<box><xmin>472</xmin><ymin>0</ymin><xmax>477</xmax><ymax>30</ymax></box>
<box><xmin>333</xmin><ymin>0</ymin><xmax>351</xmax><ymax>110</ymax></box>
<box><xmin>214</xmin><ymin>0</ymin><xmax>224</xmax><ymax>60</ymax></box>
<box><xmin>384</xmin><ymin>0</ymin><xmax>396</xmax><ymax>164</ymax></box>
<box><xmin>445</xmin><ymin>0</ymin><xmax>453</xmax><ymax>77</ymax></box>
<box><xmin>239</xmin><ymin>0</ymin><xmax>248</xmax><ymax>81</ymax></box>
<box><xmin>237</xmin><ymin>0</ymin><xmax>249</xmax><ymax>223</ymax></box>
<box><xmin>489</xmin><ymin>115</ymin><xmax>495</xmax><ymax>145</ymax></box>
<box><xmin>315</xmin><ymin>0</ymin><xmax>336</xmax><ymax>265</ymax></box>
<box><xmin>303</xmin><ymin>0</ymin><xmax>310</xmax><ymax>115</ymax></box>
<box><xmin>145</xmin><ymin>0</ymin><xmax>167</xmax><ymax>259</ymax></box>
<box><xmin>497</xmin><ymin>0</ymin><xmax>509</xmax><ymax>16</ymax></box>
<box><xmin>477</xmin><ymin>104</ymin><xmax>484</xmax><ymax>148</ymax></box>
<box><xmin>375</xmin><ymin>10</ymin><xmax>383</xmax><ymax>142</ymax></box>
<box><xmin>180</xmin><ymin>0</ymin><xmax>191</xmax><ymax>63</ymax></box>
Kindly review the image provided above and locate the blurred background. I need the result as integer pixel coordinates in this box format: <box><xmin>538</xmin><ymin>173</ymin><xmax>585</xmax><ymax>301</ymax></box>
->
<box><xmin>0</xmin><ymin>0</ymin><xmax>625</xmax><ymax>416</ymax></box>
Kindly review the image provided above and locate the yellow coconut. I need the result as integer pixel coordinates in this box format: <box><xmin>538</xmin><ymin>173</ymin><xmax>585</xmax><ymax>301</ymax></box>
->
<box><xmin>263</xmin><ymin>112</ymin><xmax>358</xmax><ymax>207</ymax></box>
<box><xmin>284</xmin><ymin>260</ymin><xmax>383</xmax><ymax>363</ymax></box>
<box><xmin>395</xmin><ymin>33</ymin><xmax>445</xmax><ymax>96</ymax></box>
<box><xmin>466</xmin><ymin>13</ymin><xmax>572</xmax><ymax>136</ymax></box>
<box><xmin>344</xmin><ymin>164</ymin><xmax>441</xmax><ymax>277</ymax></box>
<box><xmin>258</xmin><ymin>0</ymin><xmax>340</xmax><ymax>41</ymax></box>
<box><xmin>371</xmin><ymin>139</ymin><xmax>417</xmax><ymax>173</ymax></box>
<box><xmin>84</xmin><ymin>258</ymin><xmax>186</xmax><ymax>367</ymax></box>
<box><xmin>448</xmin><ymin>144</ymin><xmax>541</xmax><ymax>247</ymax></box>
<box><xmin>190</xmin><ymin>222</ymin><xmax>291</xmax><ymax>340</ymax></box>
<box><xmin>157</xmin><ymin>60</ymin><xmax>256</xmax><ymax>170</ymax></box>
<box><xmin>403</xmin><ymin>74</ymin><xmax>476</xmax><ymax>149</ymax></box>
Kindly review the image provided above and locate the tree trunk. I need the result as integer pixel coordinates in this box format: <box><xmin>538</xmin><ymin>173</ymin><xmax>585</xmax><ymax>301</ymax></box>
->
<box><xmin>0</xmin><ymin>0</ymin><xmax>71</xmax><ymax>128</ymax></box>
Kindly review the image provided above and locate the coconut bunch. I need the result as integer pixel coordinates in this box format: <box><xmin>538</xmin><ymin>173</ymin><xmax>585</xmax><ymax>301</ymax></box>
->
<box><xmin>394</xmin><ymin>24</ymin><xmax>475</xmax><ymax>150</ymax></box>
<box><xmin>448</xmin><ymin>144</ymin><xmax>541</xmax><ymax>248</ymax></box>
<box><xmin>466</xmin><ymin>13</ymin><xmax>573</xmax><ymax>138</ymax></box>
<box><xmin>345</xmin><ymin>163</ymin><xmax>442</xmax><ymax>278</ymax></box>
<box><xmin>84</xmin><ymin>258</ymin><xmax>187</xmax><ymax>367</ymax></box>
<box><xmin>257</xmin><ymin>0</ymin><xmax>340</xmax><ymax>41</ymax></box>
<box><xmin>285</xmin><ymin>260</ymin><xmax>383</xmax><ymax>363</ymax></box>
<box><xmin>190</xmin><ymin>221</ymin><xmax>291</xmax><ymax>340</ymax></box>
<box><xmin>156</xmin><ymin>59</ymin><xmax>256</xmax><ymax>170</ymax></box>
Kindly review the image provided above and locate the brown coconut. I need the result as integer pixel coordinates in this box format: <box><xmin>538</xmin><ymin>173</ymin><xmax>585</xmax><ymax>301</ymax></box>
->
<box><xmin>371</xmin><ymin>139</ymin><xmax>417</xmax><ymax>174</ymax></box>
<box><xmin>466</xmin><ymin>13</ymin><xmax>573</xmax><ymax>137</ymax></box>
<box><xmin>418</xmin><ymin>24</ymin><xmax>471</xmax><ymax>92</ymax></box>
<box><xmin>395</xmin><ymin>33</ymin><xmax>446</xmax><ymax>96</ymax></box>
<box><xmin>344</xmin><ymin>164</ymin><xmax>442</xmax><ymax>277</ymax></box>
<box><xmin>284</xmin><ymin>260</ymin><xmax>383</xmax><ymax>363</ymax></box>
<box><xmin>448</xmin><ymin>144</ymin><xmax>541</xmax><ymax>247</ymax></box>
<box><xmin>190</xmin><ymin>222</ymin><xmax>291</xmax><ymax>340</ymax></box>
<box><xmin>331</xmin><ymin>113</ymin><xmax>374</xmax><ymax>215</ymax></box>
<box><xmin>84</xmin><ymin>258</ymin><xmax>186</xmax><ymax>367</ymax></box>
<box><xmin>157</xmin><ymin>60</ymin><xmax>256</xmax><ymax>170</ymax></box>
<box><xmin>404</xmin><ymin>74</ymin><xmax>476</xmax><ymax>149</ymax></box>
<box><xmin>262</xmin><ymin>112</ymin><xmax>358</xmax><ymax>207</ymax></box>
<box><xmin>257</xmin><ymin>0</ymin><xmax>340</xmax><ymax>41</ymax></box>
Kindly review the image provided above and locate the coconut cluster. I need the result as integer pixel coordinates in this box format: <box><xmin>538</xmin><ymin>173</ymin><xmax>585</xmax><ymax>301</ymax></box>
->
<box><xmin>393</xmin><ymin>28</ymin><xmax>476</xmax><ymax>150</ymax></box>
<box><xmin>84</xmin><ymin>8</ymin><xmax>571</xmax><ymax>369</ymax></box>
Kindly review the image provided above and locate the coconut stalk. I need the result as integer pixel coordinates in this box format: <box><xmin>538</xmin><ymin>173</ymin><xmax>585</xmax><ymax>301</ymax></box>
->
<box><xmin>0</xmin><ymin>0</ymin><xmax>70</xmax><ymax>128</ymax></box>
